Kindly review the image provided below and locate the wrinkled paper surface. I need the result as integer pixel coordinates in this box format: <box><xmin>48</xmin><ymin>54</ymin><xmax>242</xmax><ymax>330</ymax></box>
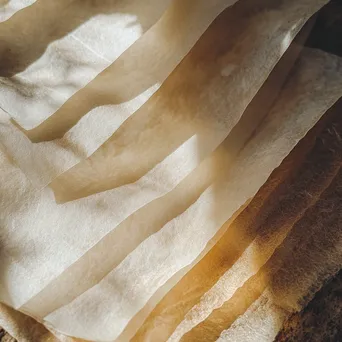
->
<box><xmin>0</xmin><ymin>0</ymin><xmax>340</xmax><ymax>341</ymax></box>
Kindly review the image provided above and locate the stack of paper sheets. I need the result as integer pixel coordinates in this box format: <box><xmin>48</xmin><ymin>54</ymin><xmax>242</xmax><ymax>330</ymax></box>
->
<box><xmin>0</xmin><ymin>0</ymin><xmax>341</xmax><ymax>341</ymax></box>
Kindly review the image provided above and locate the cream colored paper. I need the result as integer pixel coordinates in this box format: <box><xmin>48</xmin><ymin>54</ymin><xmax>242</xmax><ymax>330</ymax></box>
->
<box><xmin>0</xmin><ymin>0</ymin><xmax>325</xmax><ymax>311</ymax></box>
<box><xmin>50</xmin><ymin>0</ymin><xmax>323</xmax><ymax>203</ymax></box>
<box><xmin>19</xmin><ymin>18</ymin><xmax>310</xmax><ymax>321</ymax></box>
<box><xmin>0</xmin><ymin>0</ymin><xmax>171</xmax><ymax>128</ymax></box>
<box><xmin>0</xmin><ymin>0</ymin><xmax>239</xmax><ymax>188</ymax></box>
<box><xmin>44</xmin><ymin>49</ymin><xmax>342</xmax><ymax>342</ymax></box>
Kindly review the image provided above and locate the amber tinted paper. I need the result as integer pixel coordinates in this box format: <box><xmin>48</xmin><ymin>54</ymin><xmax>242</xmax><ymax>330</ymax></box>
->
<box><xmin>131</xmin><ymin>49</ymin><xmax>342</xmax><ymax>342</ymax></box>
<box><xmin>0</xmin><ymin>0</ymin><xmax>254</xmax><ymax>308</ymax></box>
<box><xmin>0</xmin><ymin>0</ymin><xmax>324</xmax><ymax>310</ymax></box>
<box><xmin>167</xmin><ymin>101</ymin><xmax>342</xmax><ymax>342</ymax></box>
<box><xmin>182</xmin><ymin>113</ymin><xmax>342</xmax><ymax>341</ymax></box>
<box><xmin>19</xmin><ymin>19</ymin><xmax>311</xmax><ymax>320</ymax></box>
<box><xmin>44</xmin><ymin>48</ymin><xmax>341</xmax><ymax>342</ymax></box>
<box><xmin>112</xmin><ymin>20</ymin><xmax>317</xmax><ymax>341</ymax></box>
<box><xmin>184</xmin><ymin>154</ymin><xmax>342</xmax><ymax>342</ymax></box>
<box><xmin>0</xmin><ymin>0</ymin><xmax>336</xmax><ymax>341</ymax></box>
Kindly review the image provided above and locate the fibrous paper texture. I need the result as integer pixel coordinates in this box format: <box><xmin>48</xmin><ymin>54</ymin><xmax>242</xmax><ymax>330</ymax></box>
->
<box><xmin>1</xmin><ymin>0</ymin><xmax>341</xmax><ymax>341</ymax></box>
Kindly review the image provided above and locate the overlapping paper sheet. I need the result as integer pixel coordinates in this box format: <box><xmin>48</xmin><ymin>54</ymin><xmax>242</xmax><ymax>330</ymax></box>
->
<box><xmin>0</xmin><ymin>0</ymin><xmax>341</xmax><ymax>341</ymax></box>
<box><xmin>0</xmin><ymin>0</ymin><xmax>240</xmax><ymax>188</ymax></box>
<box><xmin>0</xmin><ymin>0</ymin><xmax>35</xmax><ymax>22</ymax></box>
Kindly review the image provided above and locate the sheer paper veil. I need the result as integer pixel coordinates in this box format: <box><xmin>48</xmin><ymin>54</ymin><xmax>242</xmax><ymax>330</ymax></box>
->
<box><xmin>0</xmin><ymin>0</ymin><xmax>341</xmax><ymax>341</ymax></box>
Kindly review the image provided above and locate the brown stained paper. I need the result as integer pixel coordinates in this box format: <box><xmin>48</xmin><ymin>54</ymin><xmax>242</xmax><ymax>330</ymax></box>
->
<box><xmin>44</xmin><ymin>49</ymin><xmax>342</xmax><ymax>342</ymax></box>
<box><xmin>183</xmin><ymin>134</ymin><xmax>342</xmax><ymax>341</ymax></box>
<box><xmin>166</xmin><ymin>100</ymin><xmax>342</xmax><ymax>342</ymax></box>
<box><xmin>269</xmin><ymin>174</ymin><xmax>342</xmax><ymax>311</ymax></box>
<box><xmin>0</xmin><ymin>0</ymin><xmax>237</xmax><ymax>188</ymax></box>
